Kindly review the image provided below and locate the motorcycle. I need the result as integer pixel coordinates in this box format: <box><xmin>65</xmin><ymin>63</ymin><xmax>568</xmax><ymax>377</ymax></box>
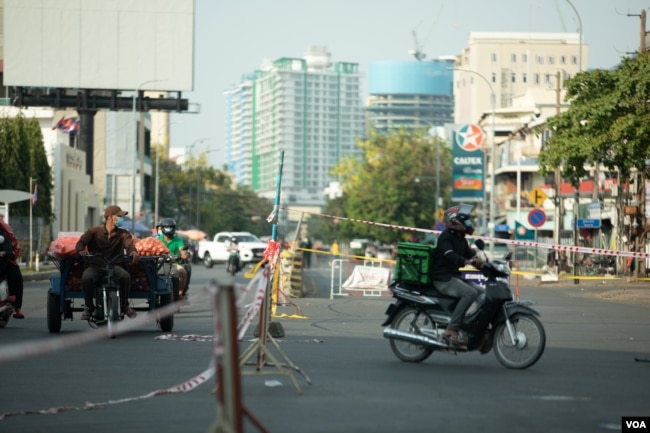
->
<box><xmin>86</xmin><ymin>254</ymin><xmax>131</xmax><ymax>338</ymax></box>
<box><xmin>0</xmin><ymin>277</ymin><xmax>15</xmax><ymax>328</ymax></box>
<box><xmin>382</xmin><ymin>240</ymin><xmax>546</xmax><ymax>369</ymax></box>
<box><xmin>226</xmin><ymin>249</ymin><xmax>240</xmax><ymax>276</ymax></box>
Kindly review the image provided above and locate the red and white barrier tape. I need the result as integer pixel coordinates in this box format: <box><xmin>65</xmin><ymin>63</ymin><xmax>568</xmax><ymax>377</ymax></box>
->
<box><xmin>0</xmin><ymin>362</ymin><xmax>215</xmax><ymax>420</ymax></box>
<box><xmin>282</xmin><ymin>207</ymin><xmax>650</xmax><ymax>260</ymax></box>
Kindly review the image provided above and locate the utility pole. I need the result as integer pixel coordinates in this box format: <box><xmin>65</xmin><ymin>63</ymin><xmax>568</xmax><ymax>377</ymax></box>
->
<box><xmin>553</xmin><ymin>71</ymin><xmax>562</xmax><ymax>277</ymax></box>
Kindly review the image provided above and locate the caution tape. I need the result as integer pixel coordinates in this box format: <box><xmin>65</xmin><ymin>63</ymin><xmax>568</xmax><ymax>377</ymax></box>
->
<box><xmin>283</xmin><ymin>207</ymin><xmax>650</xmax><ymax>260</ymax></box>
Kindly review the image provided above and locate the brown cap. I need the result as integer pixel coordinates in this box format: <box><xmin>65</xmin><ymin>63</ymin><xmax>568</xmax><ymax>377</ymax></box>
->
<box><xmin>104</xmin><ymin>205</ymin><xmax>128</xmax><ymax>219</ymax></box>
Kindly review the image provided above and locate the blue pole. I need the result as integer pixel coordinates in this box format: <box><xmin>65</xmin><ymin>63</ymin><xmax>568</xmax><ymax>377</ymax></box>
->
<box><xmin>271</xmin><ymin>151</ymin><xmax>285</xmax><ymax>242</ymax></box>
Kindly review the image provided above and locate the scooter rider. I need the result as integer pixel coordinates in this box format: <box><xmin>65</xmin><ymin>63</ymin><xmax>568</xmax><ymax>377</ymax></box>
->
<box><xmin>76</xmin><ymin>205</ymin><xmax>140</xmax><ymax>320</ymax></box>
<box><xmin>430</xmin><ymin>205</ymin><xmax>484</xmax><ymax>345</ymax></box>
<box><xmin>227</xmin><ymin>236</ymin><xmax>241</xmax><ymax>272</ymax></box>
<box><xmin>156</xmin><ymin>218</ymin><xmax>191</xmax><ymax>299</ymax></box>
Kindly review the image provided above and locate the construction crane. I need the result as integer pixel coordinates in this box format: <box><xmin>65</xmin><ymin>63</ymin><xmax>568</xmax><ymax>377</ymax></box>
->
<box><xmin>408</xmin><ymin>0</ymin><xmax>447</xmax><ymax>61</ymax></box>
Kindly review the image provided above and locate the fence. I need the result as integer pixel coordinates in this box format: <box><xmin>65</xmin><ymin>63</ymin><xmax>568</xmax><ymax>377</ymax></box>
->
<box><xmin>330</xmin><ymin>259</ymin><xmax>393</xmax><ymax>298</ymax></box>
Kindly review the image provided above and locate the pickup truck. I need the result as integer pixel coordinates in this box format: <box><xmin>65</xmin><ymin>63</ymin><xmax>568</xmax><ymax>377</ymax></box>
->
<box><xmin>197</xmin><ymin>231</ymin><xmax>268</xmax><ymax>268</ymax></box>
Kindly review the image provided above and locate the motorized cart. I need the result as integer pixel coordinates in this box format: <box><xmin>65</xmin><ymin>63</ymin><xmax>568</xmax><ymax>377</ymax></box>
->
<box><xmin>46</xmin><ymin>255</ymin><xmax>175</xmax><ymax>333</ymax></box>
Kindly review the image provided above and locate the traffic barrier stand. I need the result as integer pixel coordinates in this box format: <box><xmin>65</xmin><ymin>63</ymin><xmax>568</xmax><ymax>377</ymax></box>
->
<box><xmin>238</xmin><ymin>261</ymin><xmax>312</xmax><ymax>394</ymax></box>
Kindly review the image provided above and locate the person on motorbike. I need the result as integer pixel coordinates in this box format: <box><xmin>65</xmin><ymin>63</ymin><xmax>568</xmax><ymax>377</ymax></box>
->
<box><xmin>76</xmin><ymin>205</ymin><xmax>140</xmax><ymax>320</ymax></box>
<box><xmin>0</xmin><ymin>227</ymin><xmax>25</xmax><ymax>319</ymax></box>
<box><xmin>227</xmin><ymin>236</ymin><xmax>242</xmax><ymax>272</ymax></box>
<box><xmin>156</xmin><ymin>218</ymin><xmax>190</xmax><ymax>300</ymax></box>
<box><xmin>430</xmin><ymin>205</ymin><xmax>484</xmax><ymax>345</ymax></box>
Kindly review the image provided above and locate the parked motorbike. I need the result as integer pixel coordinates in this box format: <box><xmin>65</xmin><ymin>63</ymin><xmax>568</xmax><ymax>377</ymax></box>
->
<box><xmin>0</xmin><ymin>277</ymin><xmax>15</xmax><ymax>328</ymax></box>
<box><xmin>382</xmin><ymin>240</ymin><xmax>546</xmax><ymax>369</ymax></box>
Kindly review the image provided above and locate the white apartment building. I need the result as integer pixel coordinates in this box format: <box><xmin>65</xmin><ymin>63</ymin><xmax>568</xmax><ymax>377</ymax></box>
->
<box><xmin>224</xmin><ymin>46</ymin><xmax>365</xmax><ymax>222</ymax></box>
<box><xmin>452</xmin><ymin>32</ymin><xmax>585</xmax><ymax>233</ymax></box>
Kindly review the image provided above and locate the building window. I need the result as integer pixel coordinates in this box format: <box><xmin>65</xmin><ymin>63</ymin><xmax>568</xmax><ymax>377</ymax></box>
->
<box><xmin>534</xmin><ymin>73</ymin><xmax>540</xmax><ymax>85</ymax></box>
<box><xmin>536</xmin><ymin>55</ymin><xmax>544</xmax><ymax>64</ymax></box>
<box><xmin>491</xmin><ymin>52</ymin><xmax>497</xmax><ymax>62</ymax></box>
<box><xmin>571</xmin><ymin>55</ymin><xmax>578</xmax><ymax>65</ymax></box>
<box><xmin>491</xmin><ymin>73</ymin><xmax>496</xmax><ymax>83</ymax></box>
<box><xmin>522</xmin><ymin>53</ymin><xmax>528</xmax><ymax>63</ymax></box>
<box><xmin>522</xmin><ymin>73</ymin><xmax>528</xmax><ymax>84</ymax></box>
<box><xmin>548</xmin><ymin>56</ymin><xmax>555</xmax><ymax>64</ymax></box>
<box><xmin>511</xmin><ymin>53</ymin><xmax>517</xmax><ymax>63</ymax></box>
<box><xmin>511</xmin><ymin>72</ymin><xmax>516</xmax><ymax>83</ymax></box>
<box><xmin>560</xmin><ymin>55</ymin><xmax>566</xmax><ymax>64</ymax></box>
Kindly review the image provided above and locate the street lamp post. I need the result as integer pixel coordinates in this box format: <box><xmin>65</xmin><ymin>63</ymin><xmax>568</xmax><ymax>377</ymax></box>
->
<box><xmin>399</xmin><ymin>118</ymin><xmax>444</xmax><ymax>217</ymax></box>
<box><xmin>185</xmin><ymin>138</ymin><xmax>211</xmax><ymax>227</ymax></box>
<box><xmin>566</xmin><ymin>0</ymin><xmax>583</xmax><ymax>284</ymax></box>
<box><xmin>451</xmin><ymin>68</ymin><xmax>496</xmax><ymax>257</ymax></box>
<box><xmin>132</xmin><ymin>79</ymin><xmax>165</xmax><ymax>233</ymax></box>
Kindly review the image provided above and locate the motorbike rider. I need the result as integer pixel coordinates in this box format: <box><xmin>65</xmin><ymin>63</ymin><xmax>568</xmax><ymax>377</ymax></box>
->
<box><xmin>156</xmin><ymin>218</ymin><xmax>190</xmax><ymax>299</ymax></box>
<box><xmin>0</xmin><ymin>228</ymin><xmax>25</xmax><ymax>319</ymax></box>
<box><xmin>76</xmin><ymin>205</ymin><xmax>140</xmax><ymax>320</ymax></box>
<box><xmin>227</xmin><ymin>236</ymin><xmax>242</xmax><ymax>272</ymax></box>
<box><xmin>430</xmin><ymin>205</ymin><xmax>484</xmax><ymax>345</ymax></box>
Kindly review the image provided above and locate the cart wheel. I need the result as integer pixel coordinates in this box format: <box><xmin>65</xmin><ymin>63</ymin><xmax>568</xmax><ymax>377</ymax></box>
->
<box><xmin>47</xmin><ymin>293</ymin><xmax>62</xmax><ymax>333</ymax></box>
<box><xmin>157</xmin><ymin>294</ymin><xmax>174</xmax><ymax>332</ymax></box>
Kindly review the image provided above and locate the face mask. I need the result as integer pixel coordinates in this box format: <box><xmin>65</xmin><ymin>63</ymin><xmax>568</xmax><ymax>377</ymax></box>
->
<box><xmin>115</xmin><ymin>216</ymin><xmax>125</xmax><ymax>228</ymax></box>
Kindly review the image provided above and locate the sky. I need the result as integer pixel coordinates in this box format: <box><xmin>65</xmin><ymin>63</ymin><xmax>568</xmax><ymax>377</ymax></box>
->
<box><xmin>169</xmin><ymin>0</ymin><xmax>650</xmax><ymax>168</ymax></box>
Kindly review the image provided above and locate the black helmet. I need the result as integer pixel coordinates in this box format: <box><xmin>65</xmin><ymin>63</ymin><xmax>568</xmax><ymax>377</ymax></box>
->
<box><xmin>444</xmin><ymin>205</ymin><xmax>475</xmax><ymax>236</ymax></box>
<box><xmin>160</xmin><ymin>218</ymin><xmax>176</xmax><ymax>236</ymax></box>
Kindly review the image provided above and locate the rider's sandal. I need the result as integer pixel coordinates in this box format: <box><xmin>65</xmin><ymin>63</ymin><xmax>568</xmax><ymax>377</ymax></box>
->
<box><xmin>12</xmin><ymin>310</ymin><xmax>24</xmax><ymax>319</ymax></box>
<box><xmin>123</xmin><ymin>307</ymin><xmax>137</xmax><ymax>319</ymax></box>
<box><xmin>443</xmin><ymin>330</ymin><xmax>467</xmax><ymax>345</ymax></box>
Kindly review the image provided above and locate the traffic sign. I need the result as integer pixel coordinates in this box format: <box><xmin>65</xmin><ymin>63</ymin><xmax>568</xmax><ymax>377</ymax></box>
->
<box><xmin>528</xmin><ymin>187</ymin><xmax>548</xmax><ymax>207</ymax></box>
<box><xmin>577</xmin><ymin>219</ymin><xmax>601</xmax><ymax>229</ymax></box>
<box><xmin>528</xmin><ymin>208</ymin><xmax>546</xmax><ymax>228</ymax></box>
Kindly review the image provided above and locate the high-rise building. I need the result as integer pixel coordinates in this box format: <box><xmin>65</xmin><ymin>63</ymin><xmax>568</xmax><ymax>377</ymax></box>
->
<box><xmin>367</xmin><ymin>58</ymin><xmax>454</xmax><ymax>132</ymax></box>
<box><xmin>224</xmin><ymin>46</ymin><xmax>365</xmax><ymax>214</ymax></box>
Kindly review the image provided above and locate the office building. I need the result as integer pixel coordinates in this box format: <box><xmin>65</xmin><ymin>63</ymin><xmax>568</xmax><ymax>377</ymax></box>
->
<box><xmin>224</xmin><ymin>46</ymin><xmax>365</xmax><ymax>216</ymax></box>
<box><xmin>367</xmin><ymin>58</ymin><xmax>454</xmax><ymax>132</ymax></box>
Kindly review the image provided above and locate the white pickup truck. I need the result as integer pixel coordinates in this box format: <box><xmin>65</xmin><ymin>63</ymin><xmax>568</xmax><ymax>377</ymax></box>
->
<box><xmin>197</xmin><ymin>231</ymin><xmax>268</xmax><ymax>268</ymax></box>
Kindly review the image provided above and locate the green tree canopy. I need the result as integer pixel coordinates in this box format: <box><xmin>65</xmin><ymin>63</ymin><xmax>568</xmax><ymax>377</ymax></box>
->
<box><xmin>539</xmin><ymin>52</ymin><xmax>650</xmax><ymax>184</ymax></box>
<box><xmin>330</xmin><ymin>128</ymin><xmax>450</xmax><ymax>243</ymax></box>
<box><xmin>153</xmin><ymin>145</ymin><xmax>273</xmax><ymax>238</ymax></box>
<box><xmin>0</xmin><ymin>114</ymin><xmax>53</xmax><ymax>222</ymax></box>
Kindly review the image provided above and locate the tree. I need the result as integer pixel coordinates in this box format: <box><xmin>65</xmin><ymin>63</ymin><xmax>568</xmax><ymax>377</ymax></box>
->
<box><xmin>153</xmin><ymin>145</ymin><xmax>273</xmax><ymax>237</ymax></box>
<box><xmin>0</xmin><ymin>114</ymin><xmax>54</xmax><ymax>222</ymax></box>
<box><xmin>539</xmin><ymin>52</ymin><xmax>650</xmax><ymax>184</ymax></box>
<box><xmin>331</xmin><ymin>128</ymin><xmax>451</xmax><ymax>243</ymax></box>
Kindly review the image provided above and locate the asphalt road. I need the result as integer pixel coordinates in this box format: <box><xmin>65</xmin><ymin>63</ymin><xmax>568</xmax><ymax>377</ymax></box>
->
<box><xmin>1</xmin><ymin>261</ymin><xmax>649</xmax><ymax>433</ymax></box>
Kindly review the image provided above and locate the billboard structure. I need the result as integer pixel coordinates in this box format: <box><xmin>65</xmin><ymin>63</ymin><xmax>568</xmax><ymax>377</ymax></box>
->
<box><xmin>4</xmin><ymin>0</ymin><xmax>194</xmax><ymax>92</ymax></box>
<box><xmin>3</xmin><ymin>0</ymin><xmax>195</xmax><ymax>184</ymax></box>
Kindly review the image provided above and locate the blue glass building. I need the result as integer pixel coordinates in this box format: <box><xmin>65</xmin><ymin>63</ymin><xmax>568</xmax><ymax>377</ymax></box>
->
<box><xmin>367</xmin><ymin>59</ymin><xmax>454</xmax><ymax>132</ymax></box>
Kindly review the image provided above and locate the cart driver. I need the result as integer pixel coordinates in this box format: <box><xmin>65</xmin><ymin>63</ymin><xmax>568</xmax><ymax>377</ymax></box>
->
<box><xmin>76</xmin><ymin>205</ymin><xmax>140</xmax><ymax>321</ymax></box>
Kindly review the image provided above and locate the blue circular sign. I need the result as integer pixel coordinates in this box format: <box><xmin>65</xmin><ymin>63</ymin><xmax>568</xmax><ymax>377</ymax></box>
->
<box><xmin>528</xmin><ymin>208</ymin><xmax>546</xmax><ymax>228</ymax></box>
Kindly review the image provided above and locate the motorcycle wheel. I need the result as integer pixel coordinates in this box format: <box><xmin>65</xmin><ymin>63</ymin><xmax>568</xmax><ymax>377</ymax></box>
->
<box><xmin>389</xmin><ymin>307</ymin><xmax>435</xmax><ymax>363</ymax></box>
<box><xmin>493</xmin><ymin>313</ymin><xmax>546</xmax><ymax>369</ymax></box>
